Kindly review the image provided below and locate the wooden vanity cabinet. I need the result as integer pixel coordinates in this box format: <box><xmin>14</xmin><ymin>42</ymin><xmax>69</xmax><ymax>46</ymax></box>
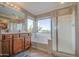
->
<box><xmin>2</xmin><ymin>40</ymin><xmax>10</xmax><ymax>56</ymax></box>
<box><xmin>25</xmin><ymin>33</ymin><xmax>31</xmax><ymax>49</ymax></box>
<box><xmin>0</xmin><ymin>33</ymin><xmax>31</xmax><ymax>56</ymax></box>
<box><xmin>13</xmin><ymin>33</ymin><xmax>31</xmax><ymax>54</ymax></box>
<box><xmin>0</xmin><ymin>35</ymin><xmax>10</xmax><ymax>56</ymax></box>
<box><xmin>0</xmin><ymin>35</ymin><xmax>2</xmax><ymax>55</ymax></box>
<box><xmin>13</xmin><ymin>34</ymin><xmax>23</xmax><ymax>54</ymax></box>
<box><xmin>20</xmin><ymin>34</ymin><xmax>25</xmax><ymax>49</ymax></box>
<box><xmin>4</xmin><ymin>34</ymin><xmax>13</xmax><ymax>55</ymax></box>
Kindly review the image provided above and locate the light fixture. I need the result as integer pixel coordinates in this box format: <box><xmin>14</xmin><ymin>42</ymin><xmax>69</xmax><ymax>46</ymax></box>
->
<box><xmin>1</xmin><ymin>2</ymin><xmax>20</xmax><ymax>10</ymax></box>
<box><xmin>14</xmin><ymin>6</ymin><xmax>17</xmax><ymax>8</ymax></box>
<box><xmin>14</xmin><ymin>6</ymin><xmax>20</xmax><ymax>10</ymax></box>
<box><xmin>10</xmin><ymin>4</ymin><xmax>14</xmax><ymax>7</ymax></box>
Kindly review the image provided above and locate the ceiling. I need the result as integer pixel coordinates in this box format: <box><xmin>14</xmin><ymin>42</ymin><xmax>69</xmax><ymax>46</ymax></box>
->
<box><xmin>16</xmin><ymin>2</ymin><xmax>74</xmax><ymax>15</ymax></box>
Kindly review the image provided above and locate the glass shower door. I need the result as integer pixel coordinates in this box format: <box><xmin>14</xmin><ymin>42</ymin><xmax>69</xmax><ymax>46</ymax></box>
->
<box><xmin>57</xmin><ymin>14</ymin><xmax>75</xmax><ymax>54</ymax></box>
<box><xmin>52</xmin><ymin>14</ymin><xmax>75</xmax><ymax>56</ymax></box>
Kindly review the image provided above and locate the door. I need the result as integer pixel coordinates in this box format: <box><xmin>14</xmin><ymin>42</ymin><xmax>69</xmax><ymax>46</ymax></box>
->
<box><xmin>58</xmin><ymin>14</ymin><xmax>75</xmax><ymax>54</ymax></box>
<box><xmin>52</xmin><ymin>13</ymin><xmax>75</xmax><ymax>56</ymax></box>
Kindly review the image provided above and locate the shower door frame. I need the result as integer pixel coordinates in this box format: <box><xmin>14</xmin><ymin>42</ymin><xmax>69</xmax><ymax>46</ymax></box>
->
<box><xmin>51</xmin><ymin>6</ymin><xmax>76</xmax><ymax>57</ymax></box>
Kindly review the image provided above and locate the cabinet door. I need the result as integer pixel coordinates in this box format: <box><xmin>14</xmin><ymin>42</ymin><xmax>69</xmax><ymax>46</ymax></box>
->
<box><xmin>25</xmin><ymin>34</ymin><xmax>31</xmax><ymax>49</ymax></box>
<box><xmin>20</xmin><ymin>34</ymin><xmax>25</xmax><ymax>49</ymax></box>
<box><xmin>0</xmin><ymin>35</ymin><xmax>2</xmax><ymax>56</ymax></box>
<box><xmin>2</xmin><ymin>40</ymin><xmax>10</xmax><ymax>56</ymax></box>
<box><xmin>4</xmin><ymin>34</ymin><xmax>13</xmax><ymax>55</ymax></box>
<box><xmin>13</xmin><ymin>38</ymin><xmax>23</xmax><ymax>54</ymax></box>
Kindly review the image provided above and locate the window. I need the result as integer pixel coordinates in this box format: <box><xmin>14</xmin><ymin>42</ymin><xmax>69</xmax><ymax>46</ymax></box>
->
<box><xmin>16</xmin><ymin>23</ymin><xmax>23</xmax><ymax>32</ymax></box>
<box><xmin>27</xmin><ymin>18</ymin><xmax>33</xmax><ymax>33</ymax></box>
<box><xmin>35</xmin><ymin>18</ymin><xmax>51</xmax><ymax>44</ymax></box>
<box><xmin>8</xmin><ymin>23</ymin><xmax>14</xmax><ymax>32</ymax></box>
<box><xmin>38</xmin><ymin>18</ymin><xmax>51</xmax><ymax>33</ymax></box>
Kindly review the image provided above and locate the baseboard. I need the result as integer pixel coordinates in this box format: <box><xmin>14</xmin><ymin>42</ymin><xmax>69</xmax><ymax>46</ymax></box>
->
<box><xmin>32</xmin><ymin>46</ymin><xmax>48</xmax><ymax>53</ymax></box>
<box><xmin>51</xmin><ymin>51</ymin><xmax>75</xmax><ymax>57</ymax></box>
<box><xmin>31</xmin><ymin>42</ymin><xmax>48</xmax><ymax>53</ymax></box>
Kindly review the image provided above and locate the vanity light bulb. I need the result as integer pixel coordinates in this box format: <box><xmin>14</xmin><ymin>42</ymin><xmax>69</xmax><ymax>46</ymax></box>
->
<box><xmin>10</xmin><ymin>4</ymin><xmax>13</xmax><ymax>6</ymax></box>
<box><xmin>14</xmin><ymin>6</ymin><xmax>16</xmax><ymax>8</ymax></box>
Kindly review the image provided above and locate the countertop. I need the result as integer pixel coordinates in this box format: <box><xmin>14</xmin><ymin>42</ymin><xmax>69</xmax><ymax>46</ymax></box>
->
<box><xmin>0</xmin><ymin>32</ymin><xmax>30</xmax><ymax>34</ymax></box>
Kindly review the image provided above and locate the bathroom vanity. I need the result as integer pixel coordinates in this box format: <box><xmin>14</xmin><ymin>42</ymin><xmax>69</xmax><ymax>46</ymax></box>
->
<box><xmin>0</xmin><ymin>32</ymin><xmax>31</xmax><ymax>56</ymax></box>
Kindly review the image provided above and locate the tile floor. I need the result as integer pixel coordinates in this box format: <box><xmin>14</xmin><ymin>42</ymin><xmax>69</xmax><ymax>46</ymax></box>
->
<box><xmin>13</xmin><ymin>47</ymin><xmax>51</xmax><ymax>57</ymax></box>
